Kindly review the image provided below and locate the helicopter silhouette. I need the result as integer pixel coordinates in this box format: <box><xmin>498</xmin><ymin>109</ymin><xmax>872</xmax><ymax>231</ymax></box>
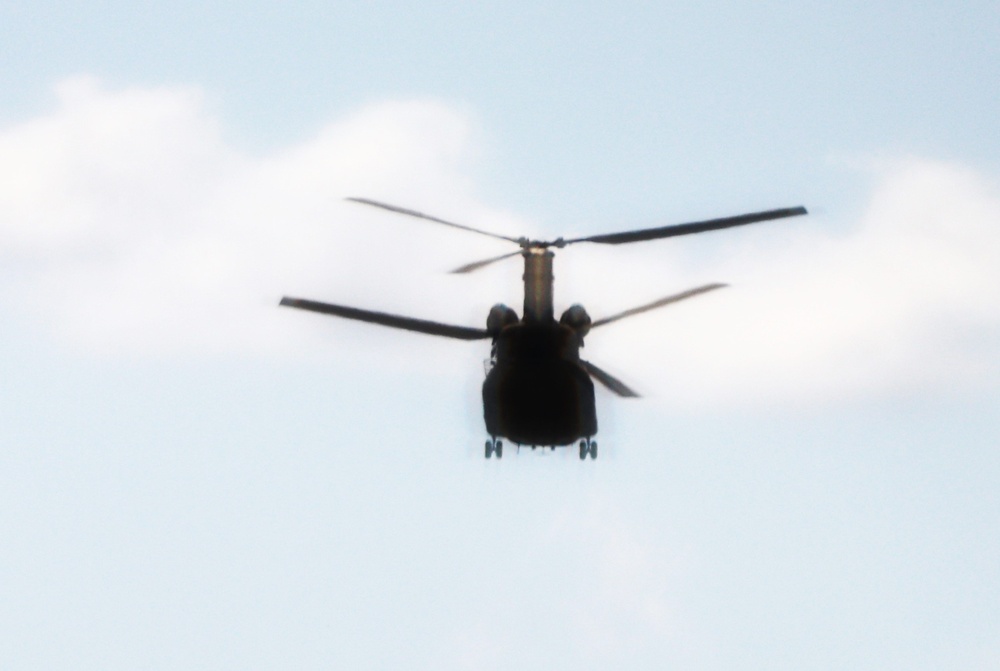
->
<box><xmin>280</xmin><ymin>197</ymin><xmax>807</xmax><ymax>460</ymax></box>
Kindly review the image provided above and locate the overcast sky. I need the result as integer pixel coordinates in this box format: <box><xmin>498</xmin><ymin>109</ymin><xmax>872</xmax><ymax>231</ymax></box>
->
<box><xmin>2</xmin><ymin>2</ymin><xmax>999</xmax><ymax>669</ymax></box>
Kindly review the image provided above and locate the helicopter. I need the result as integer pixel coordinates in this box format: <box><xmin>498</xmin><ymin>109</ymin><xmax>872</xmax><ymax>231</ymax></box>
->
<box><xmin>280</xmin><ymin>197</ymin><xmax>807</xmax><ymax>460</ymax></box>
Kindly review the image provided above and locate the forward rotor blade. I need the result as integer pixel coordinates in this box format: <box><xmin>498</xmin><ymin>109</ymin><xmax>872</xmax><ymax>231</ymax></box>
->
<box><xmin>449</xmin><ymin>249</ymin><xmax>524</xmax><ymax>274</ymax></box>
<box><xmin>280</xmin><ymin>297</ymin><xmax>490</xmax><ymax>340</ymax></box>
<box><xmin>581</xmin><ymin>360</ymin><xmax>640</xmax><ymax>398</ymax></box>
<box><xmin>564</xmin><ymin>206</ymin><xmax>807</xmax><ymax>246</ymax></box>
<box><xmin>590</xmin><ymin>283</ymin><xmax>727</xmax><ymax>329</ymax></box>
<box><xmin>345</xmin><ymin>197</ymin><xmax>523</xmax><ymax>244</ymax></box>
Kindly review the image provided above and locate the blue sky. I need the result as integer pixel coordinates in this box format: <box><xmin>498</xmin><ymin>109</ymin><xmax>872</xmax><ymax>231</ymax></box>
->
<box><xmin>1</xmin><ymin>2</ymin><xmax>999</xmax><ymax>669</ymax></box>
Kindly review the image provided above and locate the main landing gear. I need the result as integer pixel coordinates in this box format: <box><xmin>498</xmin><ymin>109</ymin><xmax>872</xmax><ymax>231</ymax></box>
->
<box><xmin>485</xmin><ymin>438</ymin><xmax>596</xmax><ymax>459</ymax></box>
<box><xmin>485</xmin><ymin>437</ymin><xmax>503</xmax><ymax>459</ymax></box>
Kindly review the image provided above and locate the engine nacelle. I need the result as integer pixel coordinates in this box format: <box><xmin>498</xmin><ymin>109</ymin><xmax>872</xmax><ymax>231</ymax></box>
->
<box><xmin>486</xmin><ymin>304</ymin><xmax>519</xmax><ymax>336</ymax></box>
<box><xmin>559</xmin><ymin>304</ymin><xmax>592</xmax><ymax>338</ymax></box>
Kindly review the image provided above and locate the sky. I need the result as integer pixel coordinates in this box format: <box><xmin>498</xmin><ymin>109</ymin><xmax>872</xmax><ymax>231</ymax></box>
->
<box><xmin>1</xmin><ymin>2</ymin><xmax>999</xmax><ymax>669</ymax></box>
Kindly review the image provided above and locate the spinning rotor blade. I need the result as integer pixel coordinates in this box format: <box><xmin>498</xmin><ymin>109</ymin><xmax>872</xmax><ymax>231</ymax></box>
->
<box><xmin>280</xmin><ymin>297</ymin><xmax>490</xmax><ymax>340</ymax></box>
<box><xmin>581</xmin><ymin>360</ymin><xmax>640</xmax><ymax>398</ymax></box>
<box><xmin>450</xmin><ymin>250</ymin><xmax>524</xmax><ymax>274</ymax></box>
<box><xmin>564</xmin><ymin>206</ymin><xmax>807</xmax><ymax>246</ymax></box>
<box><xmin>590</xmin><ymin>283</ymin><xmax>728</xmax><ymax>329</ymax></box>
<box><xmin>346</xmin><ymin>197</ymin><xmax>523</xmax><ymax>244</ymax></box>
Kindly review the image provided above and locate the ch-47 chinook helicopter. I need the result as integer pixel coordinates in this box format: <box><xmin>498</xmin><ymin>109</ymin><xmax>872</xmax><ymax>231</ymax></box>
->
<box><xmin>280</xmin><ymin>197</ymin><xmax>807</xmax><ymax>460</ymax></box>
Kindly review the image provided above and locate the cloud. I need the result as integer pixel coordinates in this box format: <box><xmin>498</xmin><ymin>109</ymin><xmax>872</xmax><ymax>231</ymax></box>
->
<box><xmin>547</xmin><ymin>496</ymin><xmax>692</xmax><ymax>661</ymax></box>
<box><xmin>1</xmin><ymin>78</ymin><xmax>998</xmax><ymax>405</ymax></box>
<box><xmin>0</xmin><ymin>76</ymin><xmax>523</xmax><ymax>359</ymax></box>
<box><xmin>572</xmin><ymin>158</ymin><xmax>1000</xmax><ymax>408</ymax></box>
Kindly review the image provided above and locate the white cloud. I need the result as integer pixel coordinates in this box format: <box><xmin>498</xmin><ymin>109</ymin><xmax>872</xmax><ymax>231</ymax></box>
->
<box><xmin>573</xmin><ymin>158</ymin><xmax>1000</xmax><ymax>408</ymax></box>
<box><xmin>0</xmin><ymin>77</ymin><xmax>523</xmax><ymax>359</ymax></box>
<box><xmin>1</xmin><ymin>78</ymin><xmax>998</xmax><ymax>405</ymax></box>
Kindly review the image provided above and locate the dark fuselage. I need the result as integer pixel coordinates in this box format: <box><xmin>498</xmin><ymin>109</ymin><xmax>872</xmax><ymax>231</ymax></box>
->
<box><xmin>482</xmin><ymin>322</ymin><xmax>597</xmax><ymax>446</ymax></box>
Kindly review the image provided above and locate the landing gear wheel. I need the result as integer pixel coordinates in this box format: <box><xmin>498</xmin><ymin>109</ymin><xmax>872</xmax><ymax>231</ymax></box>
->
<box><xmin>485</xmin><ymin>440</ymin><xmax>493</xmax><ymax>459</ymax></box>
<box><xmin>495</xmin><ymin>441</ymin><xmax>503</xmax><ymax>459</ymax></box>
<box><xmin>579</xmin><ymin>440</ymin><xmax>588</xmax><ymax>460</ymax></box>
<box><xmin>589</xmin><ymin>440</ymin><xmax>598</xmax><ymax>460</ymax></box>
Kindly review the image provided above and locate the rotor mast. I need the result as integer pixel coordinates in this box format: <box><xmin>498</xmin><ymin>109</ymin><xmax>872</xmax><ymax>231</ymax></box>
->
<box><xmin>522</xmin><ymin>247</ymin><xmax>555</xmax><ymax>323</ymax></box>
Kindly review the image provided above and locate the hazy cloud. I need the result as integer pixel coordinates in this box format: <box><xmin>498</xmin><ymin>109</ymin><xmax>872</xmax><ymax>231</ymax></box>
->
<box><xmin>580</xmin><ymin>157</ymin><xmax>1000</xmax><ymax>408</ymax></box>
<box><xmin>2</xmin><ymin>78</ymin><xmax>998</xmax><ymax>406</ymax></box>
<box><xmin>547</xmin><ymin>497</ymin><xmax>692</xmax><ymax>662</ymax></box>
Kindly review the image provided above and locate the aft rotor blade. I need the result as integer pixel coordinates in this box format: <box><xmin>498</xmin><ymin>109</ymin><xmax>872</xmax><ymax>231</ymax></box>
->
<box><xmin>581</xmin><ymin>360</ymin><xmax>640</xmax><ymax>398</ymax></box>
<box><xmin>345</xmin><ymin>197</ymin><xmax>523</xmax><ymax>244</ymax></box>
<box><xmin>450</xmin><ymin>249</ymin><xmax>524</xmax><ymax>274</ymax></box>
<box><xmin>564</xmin><ymin>206</ymin><xmax>807</xmax><ymax>246</ymax></box>
<box><xmin>590</xmin><ymin>283</ymin><xmax>728</xmax><ymax>329</ymax></box>
<box><xmin>280</xmin><ymin>297</ymin><xmax>491</xmax><ymax>340</ymax></box>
